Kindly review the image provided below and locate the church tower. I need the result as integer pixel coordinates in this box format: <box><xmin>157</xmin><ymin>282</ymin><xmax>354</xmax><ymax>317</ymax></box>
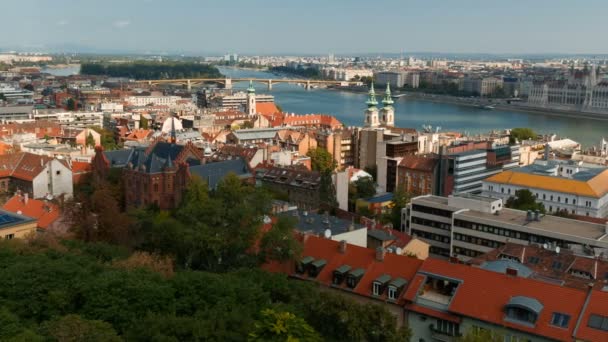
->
<box><xmin>381</xmin><ymin>83</ymin><xmax>395</xmax><ymax>127</ymax></box>
<box><xmin>364</xmin><ymin>82</ymin><xmax>379</xmax><ymax>128</ymax></box>
<box><xmin>246</xmin><ymin>80</ymin><xmax>256</xmax><ymax>116</ymax></box>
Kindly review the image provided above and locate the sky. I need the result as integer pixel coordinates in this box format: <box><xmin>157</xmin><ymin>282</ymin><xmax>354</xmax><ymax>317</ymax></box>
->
<box><xmin>1</xmin><ymin>0</ymin><xmax>607</xmax><ymax>55</ymax></box>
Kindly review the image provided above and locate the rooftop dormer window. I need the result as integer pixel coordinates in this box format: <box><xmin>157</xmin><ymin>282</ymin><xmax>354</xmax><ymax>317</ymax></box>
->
<box><xmin>387</xmin><ymin>277</ymin><xmax>408</xmax><ymax>301</ymax></box>
<box><xmin>308</xmin><ymin>259</ymin><xmax>326</xmax><ymax>278</ymax></box>
<box><xmin>296</xmin><ymin>256</ymin><xmax>314</xmax><ymax>274</ymax></box>
<box><xmin>333</xmin><ymin>264</ymin><xmax>351</xmax><ymax>285</ymax></box>
<box><xmin>504</xmin><ymin>296</ymin><xmax>543</xmax><ymax>326</ymax></box>
<box><xmin>372</xmin><ymin>274</ymin><xmax>391</xmax><ymax>296</ymax></box>
<box><xmin>346</xmin><ymin>268</ymin><xmax>365</xmax><ymax>289</ymax></box>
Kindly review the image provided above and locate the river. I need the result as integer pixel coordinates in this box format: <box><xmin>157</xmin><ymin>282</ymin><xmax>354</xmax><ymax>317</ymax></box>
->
<box><xmin>218</xmin><ymin>67</ymin><xmax>608</xmax><ymax>148</ymax></box>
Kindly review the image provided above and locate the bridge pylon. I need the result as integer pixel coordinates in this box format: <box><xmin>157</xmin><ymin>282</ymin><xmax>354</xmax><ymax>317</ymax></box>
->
<box><xmin>224</xmin><ymin>78</ymin><xmax>232</xmax><ymax>90</ymax></box>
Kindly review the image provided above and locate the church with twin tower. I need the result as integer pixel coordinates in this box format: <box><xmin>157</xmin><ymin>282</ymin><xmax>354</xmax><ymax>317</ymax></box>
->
<box><xmin>364</xmin><ymin>82</ymin><xmax>395</xmax><ymax>128</ymax></box>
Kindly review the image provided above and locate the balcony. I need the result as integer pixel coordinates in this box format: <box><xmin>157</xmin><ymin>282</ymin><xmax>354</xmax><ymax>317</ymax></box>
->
<box><xmin>429</xmin><ymin>325</ymin><xmax>462</xmax><ymax>342</ymax></box>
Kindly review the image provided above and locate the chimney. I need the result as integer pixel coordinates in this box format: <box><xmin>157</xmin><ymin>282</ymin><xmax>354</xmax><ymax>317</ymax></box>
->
<box><xmin>348</xmin><ymin>217</ymin><xmax>355</xmax><ymax>232</ymax></box>
<box><xmin>506</xmin><ymin>267</ymin><xmax>518</xmax><ymax>277</ymax></box>
<box><xmin>375</xmin><ymin>246</ymin><xmax>386</xmax><ymax>262</ymax></box>
<box><xmin>339</xmin><ymin>240</ymin><xmax>347</xmax><ymax>254</ymax></box>
<box><xmin>534</xmin><ymin>210</ymin><xmax>540</xmax><ymax>221</ymax></box>
<box><xmin>526</xmin><ymin>210</ymin><xmax>533</xmax><ymax>221</ymax></box>
<box><xmin>24</xmin><ymin>193</ymin><xmax>28</xmax><ymax>204</ymax></box>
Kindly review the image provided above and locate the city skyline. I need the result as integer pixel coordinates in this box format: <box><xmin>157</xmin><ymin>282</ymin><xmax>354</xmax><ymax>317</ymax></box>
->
<box><xmin>2</xmin><ymin>0</ymin><xmax>608</xmax><ymax>55</ymax></box>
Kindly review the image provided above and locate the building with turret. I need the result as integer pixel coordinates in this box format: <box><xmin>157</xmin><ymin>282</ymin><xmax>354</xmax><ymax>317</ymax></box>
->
<box><xmin>364</xmin><ymin>83</ymin><xmax>379</xmax><ymax>128</ymax></box>
<box><xmin>247</xmin><ymin>80</ymin><xmax>256</xmax><ymax>116</ymax></box>
<box><xmin>381</xmin><ymin>84</ymin><xmax>395</xmax><ymax>127</ymax></box>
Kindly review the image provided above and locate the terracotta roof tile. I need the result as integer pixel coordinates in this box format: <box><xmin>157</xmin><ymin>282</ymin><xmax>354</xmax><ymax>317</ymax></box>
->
<box><xmin>485</xmin><ymin>169</ymin><xmax>608</xmax><ymax>198</ymax></box>
<box><xmin>2</xmin><ymin>195</ymin><xmax>59</xmax><ymax>230</ymax></box>
<box><xmin>256</xmin><ymin>102</ymin><xmax>280</xmax><ymax>116</ymax></box>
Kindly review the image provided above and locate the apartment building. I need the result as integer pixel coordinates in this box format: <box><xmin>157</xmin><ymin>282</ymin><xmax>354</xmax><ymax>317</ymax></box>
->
<box><xmin>403</xmin><ymin>194</ymin><xmax>608</xmax><ymax>260</ymax></box>
<box><xmin>266</xmin><ymin>235</ymin><xmax>608</xmax><ymax>342</ymax></box>
<box><xmin>125</xmin><ymin>95</ymin><xmax>182</xmax><ymax>107</ymax></box>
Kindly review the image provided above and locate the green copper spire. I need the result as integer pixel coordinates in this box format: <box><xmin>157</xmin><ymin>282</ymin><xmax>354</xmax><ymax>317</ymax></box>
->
<box><xmin>382</xmin><ymin>83</ymin><xmax>394</xmax><ymax>106</ymax></box>
<box><xmin>247</xmin><ymin>80</ymin><xmax>255</xmax><ymax>94</ymax></box>
<box><xmin>366</xmin><ymin>82</ymin><xmax>378</xmax><ymax>108</ymax></box>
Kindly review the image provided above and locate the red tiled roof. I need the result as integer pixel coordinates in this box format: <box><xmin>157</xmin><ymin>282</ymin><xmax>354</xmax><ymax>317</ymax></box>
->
<box><xmin>256</xmin><ymin>102</ymin><xmax>280</xmax><ymax>116</ymax></box>
<box><xmin>271</xmin><ymin>235</ymin><xmax>423</xmax><ymax>305</ymax></box>
<box><xmin>0</xmin><ymin>153</ymin><xmax>64</xmax><ymax>182</ymax></box>
<box><xmin>11</xmin><ymin>153</ymin><xmax>52</xmax><ymax>181</ymax></box>
<box><xmin>575</xmin><ymin>290</ymin><xmax>608</xmax><ymax>342</ymax></box>
<box><xmin>125</xmin><ymin>129</ymin><xmax>153</xmax><ymax>141</ymax></box>
<box><xmin>2</xmin><ymin>195</ymin><xmax>59</xmax><ymax>230</ymax></box>
<box><xmin>417</xmin><ymin>258</ymin><xmax>587</xmax><ymax>341</ymax></box>
<box><xmin>399</xmin><ymin>154</ymin><xmax>439</xmax><ymax>172</ymax></box>
<box><xmin>282</xmin><ymin>114</ymin><xmax>343</xmax><ymax>129</ymax></box>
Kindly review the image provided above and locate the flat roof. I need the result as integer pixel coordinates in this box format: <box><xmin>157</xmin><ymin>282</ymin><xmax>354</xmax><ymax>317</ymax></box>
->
<box><xmin>0</xmin><ymin>210</ymin><xmax>35</xmax><ymax>230</ymax></box>
<box><xmin>413</xmin><ymin>195</ymin><xmax>449</xmax><ymax>206</ymax></box>
<box><xmin>456</xmin><ymin>208</ymin><xmax>608</xmax><ymax>243</ymax></box>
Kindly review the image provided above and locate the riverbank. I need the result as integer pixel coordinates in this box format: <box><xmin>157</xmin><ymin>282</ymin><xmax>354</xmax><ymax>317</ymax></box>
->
<box><xmin>328</xmin><ymin>86</ymin><xmax>608</xmax><ymax>122</ymax></box>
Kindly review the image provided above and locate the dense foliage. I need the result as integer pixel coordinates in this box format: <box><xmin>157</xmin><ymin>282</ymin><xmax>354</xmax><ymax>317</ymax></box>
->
<box><xmin>0</xmin><ymin>237</ymin><xmax>410</xmax><ymax>341</ymax></box>
<box><xmin>41</xmin><ymin>168</ymin><xmax>413</xmax><ymax>340</ymax></box>
<box><xmin>270</xmin><ymin>66</ymin><xmax>324</xmax><ymax>80</ymax></box>
<box><xmin>505</xmin><ymin>189</ymin><xmax>546</xmax><ymax>214</ymax></box>
<box><xmin>80</xmin><ymin>61</ymin><xmax>222</xmax><ymax>80</ymax></box>
<box><xmin>509</xmin><ymin>127</ymin><xmax>537</xmax><ymax>144</ymax></box>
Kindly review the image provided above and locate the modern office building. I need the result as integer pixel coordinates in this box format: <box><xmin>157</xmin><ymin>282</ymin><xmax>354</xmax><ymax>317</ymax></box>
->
<box><xmin>403</xmin><ymin>194</ymin><xmax>608</xmax><ymax>260</ymax></box>
<box><xmin>439</xmin><ymin>143</ymin><xmax>520</xmax><ymax>195</ymax></box>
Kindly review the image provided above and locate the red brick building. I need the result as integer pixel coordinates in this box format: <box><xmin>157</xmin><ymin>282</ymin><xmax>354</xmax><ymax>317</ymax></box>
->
<box><xmin>397</xmin><ymin>154</ymin><xmax>440</xmax><ymax>195</ymax></box>
<box><xmin>93</xmin><ymin>141</ymin><xmax>252</xmax><ymax>210</ymax></box>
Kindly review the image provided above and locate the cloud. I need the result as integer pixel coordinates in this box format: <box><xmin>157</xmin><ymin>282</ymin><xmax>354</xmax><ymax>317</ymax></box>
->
<box><xmin>113</xmin><ymin>20</ymin><xmax>131</xmax><ymax>29</ymax></box>
<box><xmin>56</xmin><ymin>20</ymin><xmax>68</xmax><ymax>26</ymax></box>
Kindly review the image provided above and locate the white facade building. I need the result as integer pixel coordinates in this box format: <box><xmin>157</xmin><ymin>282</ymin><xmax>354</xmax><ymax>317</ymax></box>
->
<box><xmin>125</xmin><ymin>95</ymin><xmax>182</xmax><ymax>107</ymax></box>
<box><xmin>481</xmin><ymin>160</ymin><xmax>608</xmax><ymax>218</ymax></box>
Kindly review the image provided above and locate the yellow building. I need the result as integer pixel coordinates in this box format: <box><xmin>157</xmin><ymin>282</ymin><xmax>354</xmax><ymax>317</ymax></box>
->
<box><xmin>0</xmin><ymin>210</ymin><xmax>37</xmax><ymax>240</ymax></box>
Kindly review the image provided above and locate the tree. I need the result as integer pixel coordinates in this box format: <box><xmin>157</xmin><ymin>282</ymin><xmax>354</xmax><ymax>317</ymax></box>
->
<box><xmin>300</xmin><ymin>291</ymin><xmax>411</xmax><ymax>342</ymax></box>
<box><xmin>143</xmin><ymin>175</ymin><xmax>271</xmax><ymax>271</ymax></box>
<box><xmin>23</xmin><ymin>84</ymin><xmax>34</xmax><ymax>91</ymax></box>
<box><xmin>505</xmin><ymin>189</ymin><xmax>546</xmax><ymax>213</ymax></box>
<box><xmin>41</xmin><ymin>314</ymin><xmax>122</xmax><ymax>342</ymax></box>
<box><xmin>140</xmin><ymin>116</ymin><xmax>149</xmax><ymax>129</ymax></box>
<box><xmin>66</xmin><ymin>98</ymin><xmax>76</xmax><ymax>111</ymax></box>
<box><xmin>351</xmin><ymin>176</ymin><xmax>376</xmax><ymax>199</ymax></box>
<box><xmin>259</xmin><ymin>216</ymin><xmax>302</xmax><ymax>264</ymax></box>
<box><xmin>0</xmin><ymin>93</ymin><xmax>6</xmax><ymax>101</ymax></box>
<box><xmin>364</xmin><ymin>165</ymin><xmax>377</xmax><ymax>181</ymax></box>
<box><xmin>459</xmin><ymin>327</ymin><xmax>504</xmax><ymax>342</ymax></box>
<box><xmin>65</xmin><ymin>184</ymin><xmax>133</xmax><ymax>246</ymax></box>
<box><xmin>349</xmin><ymin>176</ymin><xmax>376</xmax><ymax>212</ymax></box>
<box><xmin>86</xmin><ymin>132</ymin><xmax>96</xmax><ymax>148</ymax></box>
<box><xmin>306</xmin><ymin>148</ymin><xmax>336</xmax><ymax>173</ymax></box>
<box><xmin>249</xmin><ymin>309</ymin><xmax>321</xmax><ymax>342</ymax></box>
<box><xmin>91</xmin><ymin>127</ymin><xmax>118</xmax><ymax>150</ymax></box>
<box><xmin>509</xmin><ymin>127</ymin><xmax>536</xmax><ymax>144</ymax></box>
<box><xmin>390</xmin><ymin>184</ymin><xmax>413</xmax><ymax>229</ymax></box>
<box><xmin>0</xmin><ymin>307</ymin><xmax>44</xmax><ymax>341</ymax></box>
